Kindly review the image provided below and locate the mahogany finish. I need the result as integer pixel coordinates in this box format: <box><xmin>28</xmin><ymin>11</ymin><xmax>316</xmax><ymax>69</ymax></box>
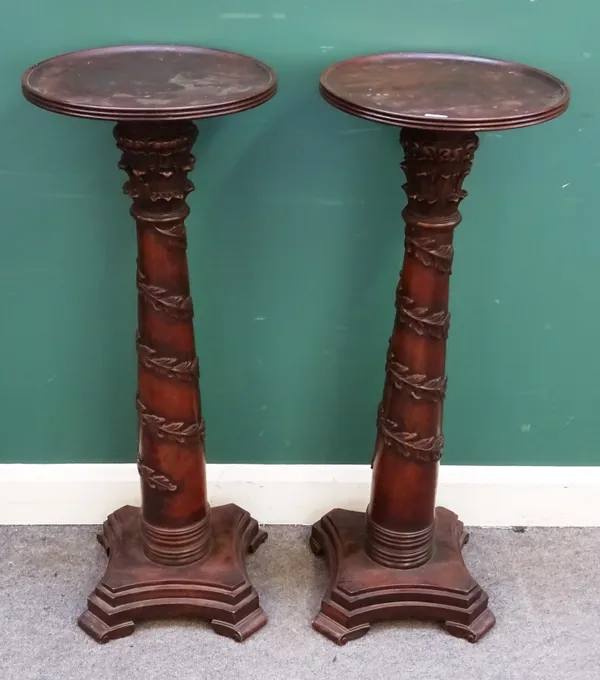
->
<box><xmin>313</xmin><ymin>52</ymin><xmax>569</xmax><ymax>644</ymax></box>
<box><xmin>319</xmin><ymin>52</ymin><xmax>569</xmax><ymax>131</ymax></box>
<box><xmin>22</xmin><ymin>45</ymin><xmax>276</xmax><ymax>643</ymax></box>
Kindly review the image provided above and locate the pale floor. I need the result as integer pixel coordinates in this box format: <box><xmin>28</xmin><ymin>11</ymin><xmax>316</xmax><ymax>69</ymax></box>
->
<box><xmin>1</xmin><ymin>524</ymin><xmax>599</xmax><ymax>680</ymax></box>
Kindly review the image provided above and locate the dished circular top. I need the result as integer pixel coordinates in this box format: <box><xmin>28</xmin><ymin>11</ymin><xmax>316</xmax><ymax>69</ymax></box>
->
<box><xmin>22</xmin><ymin>45</ymin><xmax>277</xmax><ymax>121</ymax></box>
<box><xmin>320</xmin><ymin>52</ymin><xmax>569</xmax><ymax>131</ymax></box>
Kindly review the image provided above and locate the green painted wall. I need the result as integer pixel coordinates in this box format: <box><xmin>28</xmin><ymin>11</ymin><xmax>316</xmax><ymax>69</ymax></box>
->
<box><xmin>0</xmin><ymin>0</ymin><xmax>597</xmax><ymax>465</ymax></box>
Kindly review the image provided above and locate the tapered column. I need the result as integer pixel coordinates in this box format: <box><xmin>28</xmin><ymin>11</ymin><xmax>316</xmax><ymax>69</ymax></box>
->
<box><xmin>310</xmin><ymin>49</ymin><xmax>567</xmax><ymax>645</ymax></box>
<box><xmin>115</xmin><ymin>121</ymin><xmax>211</xmax><ymax>566</ymax></box>
<box><xmin>365</xmin><ymin>129</ymin><xmax>479</xmax><ymax>569</ymax></box>
<box><xmin>23</xmin><ymin>44</ymin><xmax>277</xmax><ymax>643</ymax></box>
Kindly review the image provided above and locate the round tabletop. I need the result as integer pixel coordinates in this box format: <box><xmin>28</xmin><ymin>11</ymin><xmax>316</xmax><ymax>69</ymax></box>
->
<box><xmin>320</xmin><ymin>53</ymin><xmax>569</xmax><ymax>131</ymax></box>
<box><xmin>22</xmin><ymin>45</ymin><xmax>277</xmax><ymax>121</ymax></box>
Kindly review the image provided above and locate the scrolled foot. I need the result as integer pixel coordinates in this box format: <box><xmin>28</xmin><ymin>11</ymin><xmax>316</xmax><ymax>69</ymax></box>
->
<box><xmin>310</xmin><ymin>508</ymin><xmax>495</xmax><ymax>645</ymax></box>
<box><xmin>80</xmin><ymin>504</ymin><xmax>267</xmax><ymax>644</ymax></box>
<box><xmin>312</xmin><ymin>612</ymin><xmax>371</xmax><ymax>645</ymax></box>
<box><xmin>78</xmin><ymin>609</ymin><xmax>135</xmax><ymax>643</ymax></box>
<box><xmin>445</xmin><ymin>608</ymin><xmax>496</xmax><ymax>643</ymax></box>
<box><xmin>248</xmin><ymin>527</ymin><xmax>268</xmax><ymax>554</ymax></box>
<box><xmin>211</xmin><ymin>607</ymin><xmax>267</xmax><ymax>642</ymax></box>
<box><xmin>96</xmin><ymin>507</ymin><xmax>130</xmax><ymax>555</ymax></box>
<box><xmin>96</xmin><ymin>532</ymin><xmax>109</xmax><ymax>553</ymax></box>
<box><xmin>309</xmin><ymin>534</ymin><xmax>324</xmax><ymax>557</ymax></box>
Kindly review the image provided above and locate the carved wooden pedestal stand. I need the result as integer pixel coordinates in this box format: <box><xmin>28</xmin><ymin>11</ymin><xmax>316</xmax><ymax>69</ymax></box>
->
<box><xmin>312</xmin><ymin>53</ymin><xmax>569</xmax><ymax>645</ymax></box>
<box><xmin>22</xmin><ymin>45</ymin><xmax>277</xmax><ymax>643</ymax></box>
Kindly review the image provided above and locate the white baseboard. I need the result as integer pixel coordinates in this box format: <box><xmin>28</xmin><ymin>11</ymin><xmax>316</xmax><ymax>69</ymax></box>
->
<box><xmin>0</xmin><ymin>464</ymin><xmax>598</xmax><ymax>527</ymax></box>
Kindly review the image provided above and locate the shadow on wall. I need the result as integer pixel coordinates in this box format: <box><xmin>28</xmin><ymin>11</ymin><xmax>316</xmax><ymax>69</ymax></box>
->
<box><xmin>0</xmin><ymin>99</ymin><xmax>136</xmax><ymax>462</ymax></box>
<box><xmin>190</xmin><ymin>66</ymin><xmax>401</xmax><ymax>463</ymax></box>
<box><xmin>0</xmin><ymin>62</ymin><xmax>401</xmax><ymax>465</ymax></box>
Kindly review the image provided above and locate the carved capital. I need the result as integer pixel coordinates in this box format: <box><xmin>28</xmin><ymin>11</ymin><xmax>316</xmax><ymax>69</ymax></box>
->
<box><xmin>400</xmin><ymin>129</ymin><xmax>479</xmax><ymax>229</ymax></box>
<box><xmin>114</xmin><ymin>121</ymin><xmax>197</xmax><ymax>203</ymax></box>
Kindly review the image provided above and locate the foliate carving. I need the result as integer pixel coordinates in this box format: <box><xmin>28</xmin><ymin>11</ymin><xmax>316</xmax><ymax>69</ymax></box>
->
<box><xmin>404</xmin><ymin>234</ymin><xmax>453</xmax><ymax>273</ymax></box>
<box><xmin>400</xmin><ymin>134</ymin><xmax>479</xmax><ymax>164</ymax></box>
<box><xmin>400</xmin><ymin>129</ymin><xmax>479</xmax><ymax>227</ymax></box>
<box><xmin>137</xmin><ymin>455</ymin><xmax>178</xmax><ymax>492</ymax></box>
<box><xmin>136</xmin><ymin>333</ymin><xmax>199</xmax><ymax>382</ymax></box>
<box><xmin>114</xmin><ymin>121</ymin><xmax>197</xmax><ymax>203</ymax></box>
<box><xmin>396</xmin><ymin>295</ymin><xmax>449</xmax><ymax>340</ymax></box>
<box><xmin>134</xmin><ymin>216</ymin><xmax>188</xmax><ymax>248</ymax></box>
<box><xmin>153</xmin><ymin>221</ymin><xmax>187</xmax><ymax>244</ymax></box>
<box><xmin>386</xmin><ymin>347</ymin><xmax>447</xmax><ymax>402</ymax></box>
<box><xmin>124</xmin><ymin>180</ymin><xmax>194</xmax><ymax>203</ymax></box>
<box><xmin>115</xmin><ymin>127</ymin><xmax>197</xmax><ymax>154</ymax></box>
<box><xmin>137</xmin><ymin>398</ymin><xmax>205</xmax><ymax>445</ymax></box>
<box><xmin>136</xmin><ymin>270</ymin><xmax>193</xmax><ymax>321</ymax></box>
<box><xmin>377</xmin><ymin>408</ymin><xmax>444</xmax><ymax>463</ymax></box>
